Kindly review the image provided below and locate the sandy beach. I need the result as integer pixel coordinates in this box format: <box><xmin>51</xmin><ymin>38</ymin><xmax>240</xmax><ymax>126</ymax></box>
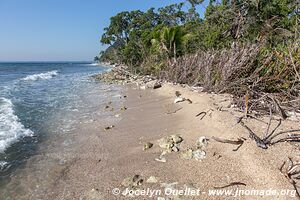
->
<box><xmin>10</xmin><ymin>81</ymin><xmax>296</xmax><ymax>200</ymax></box>
<box><xmin>1</xmin><ymin>0</ymin><xmax>298</xmax><ymax>199</ymax></box>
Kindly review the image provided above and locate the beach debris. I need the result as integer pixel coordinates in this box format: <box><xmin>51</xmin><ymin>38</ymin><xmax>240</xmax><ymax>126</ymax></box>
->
<box><xmin>179</xmin><ymin>148</ymin><xmax>194</xmax><ymax>160</ymax></box>
<box><xmin>157</xmin><ymin>135</ymin><xmax>183</xmax><ymax>151</ymax></box>
<box><xmin>146</xmin><ymin>176</ymin><xmax>159</xmax><ymax>183</ymax></box>
<box><xmin>239</xmin><ymin>113</ymin><xmax>300</xmax><ymax>149</ymax></box>
<box><xmin>174</xmin><ymin>97</ymin><xmax>185</xmax><ymax>104</ymax></box>
<box><xmin>140</xmin><ymin>85</ymin><xmax>146</xmax><ymax>90</ymax></box>
<box><xmin>153</xmin><ymin>82</ymin><xmax>162</xmax><ymax>89</ymax></box>
<box><xmin>174</xmin><ymin>97</ymin><xmax>193</xmax><ymax>104</ymax></box>
<box><xmin>195</xmin><ymin>111</ymin><xmax>206</xmax><ymax>120</ymax></box>
<box><xmin>120</xmin><ymin>106</ymin><xmax>127</xmax><ymax>111</ymax></box>
<box><xmin>196</xmin><ymin>109</ymin><xmax>213</xmax><ymax>120</ymax></box>
<box><xmin>166</xmin><ymin>107</ymin><xmax>183</xmax><ymax>115</ymax></box>
<box><xmin>122</xmin><ymin>175</ymin><xmax>143</xmax><ymax>188</ymax></box>
<box><xmin>217</xmin><ymin>98</ymin><xmax>233</xmax><ymax>109</ymax></box>
<box><xmin>271</xmin><ymin>96</ymin><xmax>288</xmax><ymax>119</ymax></box>
<box><xmin>180</xmin><ymin>148</ymin><xmax>206</xmax><ymax>161</ymax></box>
<box><xmin>193</xmin><ymin>149</ymin><xmax>206</xmax><ymax>160</ymax></box>
<box><xmin>171</xmin><ymin>135</ymin><xmax>183</xmax><ymax>144</ymax></box>
<box><xmin>105</xmin><ymin>105</ymin><xmax>110</xmax><ymax>109</ymax></box>
<box><xmin>191</xmin><ymin>86</ymin><xmax>204</xmax><ymax>92</ymax></box>
<box><xmin>155</xmin><ymin>157</ymin><xmax>167</xmax><ymax>163</ymax></box>
<box><xmin>140</xmin><ymin>81</ymin><xmax>162</xmax><ymax>90</ymax></box>
<box><xmin>212</xmin><ymin>136</ymin><xmax>246</xmax><ymax>151</ymax></box>
<box><xmin>213</xmin><ymin>152</ymin><xmax>222</xmax><ymax>159</ymax></box>
<box><xmin>115</xmin><ymin>114</ymin><xmax>120</xmax><ymax>117</ymax></box>
<box><xmin>175</xmin><ymin>91</ymin><xmax>181</xmax><ymax>97</ymax></box>
<box><xmin>143</xmin><ymin>142</ymin><xmax>153</xmax><ymax>150</ymax></box>
<box><xmin>186</xmin><ymin>99</ymin><xmax>193</xmax><ymax>104</ymax></box>
<box><xmin>172</xmin><ymin>146</ymin><xmax>179</xmax><ymax>152</ymax></box>
<box><xmin>213</xmin><ymin>182</ymin><xmax>246</xmax><ymax>189</ymax></box>
<box><xmin>279</xmin><ymin>158</ymin><xmax>300</xmax><ymax>197</ymax></box>
<box><xmin>104</xmin><ymin>125</ymin><xmax>115</xmax><ymax>131</ymax></box>
<box><xmin>196</xmin><ymin>136</ymin><xmax>209</xmax><ymax>149</ymax></box>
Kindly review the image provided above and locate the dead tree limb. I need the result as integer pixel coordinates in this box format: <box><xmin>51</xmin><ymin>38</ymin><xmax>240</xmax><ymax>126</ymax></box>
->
<box><xmin>212</xmin><ymin>136</ymin><xmax>246</xmax><ymax>151</ymax></box>
<box><xmin>213</xmin><ymin>182</ymin><xmax>247</xmax><ymax>189</ymax></box>
<box><xmin>239</xmin><ymin>113</ymin><xmax>300</xmax><ymax>149</ymax></box>
<box><xmin>239</xmin><ymin>121</ymin><xmax>268</xmax><ymax>149</ymax></box>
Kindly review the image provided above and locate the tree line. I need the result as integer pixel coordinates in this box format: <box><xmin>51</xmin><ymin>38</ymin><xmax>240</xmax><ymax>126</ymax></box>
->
<box><xmin>97</xmin><ymin>0</ymin><xmax>299</xmax><ymax>97</ymax></box>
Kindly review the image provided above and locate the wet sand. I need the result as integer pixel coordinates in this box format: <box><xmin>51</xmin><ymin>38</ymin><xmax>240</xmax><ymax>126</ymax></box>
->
<box><xmin>4</xmin><ymin>83</ymin><xmax>300</xmax><ymax>200</ymax></box>
<box><xmin>46</xmin><ymin>83</ymin><xmax>300</xmax><ymax>200</ymax></box>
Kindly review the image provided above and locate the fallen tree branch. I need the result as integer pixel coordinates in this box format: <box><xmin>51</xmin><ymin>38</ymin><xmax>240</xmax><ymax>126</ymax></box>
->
<box><xmin>165</xmin><ymin>107</ymin><xmax>183</xmax><ymax>114</ymax></box>
<box><xmin>196</xmin><ymin>111</ymin><xmax>206</xmax><ymax>120</ymax></box>
<box><xmin>239</xmin><ymin>113</ymin><xmax>300</xmax><ymax>149</ymax></box>
<box><xmin>239</xmin><ymin>121</ymin><xmax>268</xmax><ymax>149</ymax></box>
<box><xmin>212</xmin><ymin>136</ymin><xmax>246</xmax><ymax>151</ymax></box>
<box><xmin>213</xmin><ymin>182</ymin><xmax>247</xmax><ymax>189</ymax></box>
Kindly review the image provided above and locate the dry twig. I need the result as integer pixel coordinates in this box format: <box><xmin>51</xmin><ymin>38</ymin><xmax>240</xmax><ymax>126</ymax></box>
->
<box><xmin>212</xmin><ymin>136</ymin><xmax>246</xmax><ymax>151</ymax></box>
<box><xmin>213</xmin><ymin>182</ymin><xmax>247</xmax><ymax>189</ymax></box>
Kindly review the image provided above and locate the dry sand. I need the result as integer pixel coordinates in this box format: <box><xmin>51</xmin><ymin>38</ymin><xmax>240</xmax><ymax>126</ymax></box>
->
<box><xmin>42</xmin><ymin>83</ymin><xmax>300</xmax><ymax>200</ymax></box>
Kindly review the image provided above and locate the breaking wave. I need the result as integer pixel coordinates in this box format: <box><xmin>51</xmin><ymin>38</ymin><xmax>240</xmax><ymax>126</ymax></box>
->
<box><xmin>21</xmin><ymin>70</ymin><xmax>58</xmax><ymax>81</ymax></box>
<box><xmin>0</xmin><ymin>98</ymin><xmax>34</xmax><ymax>153</ymax></box>
<box><xmin>86</xmin><ymin>63</ymin><xmax>100</xmax><ymax>66</ymax></box>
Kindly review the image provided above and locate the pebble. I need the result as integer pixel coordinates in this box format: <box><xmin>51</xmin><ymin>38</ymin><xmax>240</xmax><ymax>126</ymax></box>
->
<box><xmin>155</xmin><ymin>157</ymin><xmax>167</xmax><ymax>163</ymax></box>
<box><xmin>146</xmin><ymin>176</ymin><xmax>159</xmax><ymax>183</ymax></box>
<box><xmin>143</xmin><ymin>142</ymin><xmax>153</xmax><ymax>150</ymax></box>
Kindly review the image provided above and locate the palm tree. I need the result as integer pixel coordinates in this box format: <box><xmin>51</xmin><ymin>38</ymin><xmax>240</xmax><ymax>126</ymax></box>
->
<box><xmin>151</xmin><ymin>26</ymin><xmax>186</xmax><ymax>62</ymax></box>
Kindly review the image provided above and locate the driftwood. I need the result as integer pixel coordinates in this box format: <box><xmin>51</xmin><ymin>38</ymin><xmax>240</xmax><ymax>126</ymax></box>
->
<box><xmin>165</xmin><ymin>107</ymin><xmax>183</xmax><ymax>115</ymax></box>
<box><xmin>212</xmin><ymin>136</ymin><xmax>246</xmax><ymax>151</ymax></box>
<box><xmin>196</xmin><ymin>109</ymin><xmax>213</xmax><ymax>120</ymax></box>
<box><xmin>196</xmin><ymin>111</ymin><xmax>206</xmax><ymax>120</ymax></box>
<box><xmin>213</xmin><ymin>182</ymin><xmax>247</xmax><ymax>189</ymax></box>
<box><xmin>239</xmin><ymin>112</ymin><xmax>300</xmax><ymax>149</ymax></box>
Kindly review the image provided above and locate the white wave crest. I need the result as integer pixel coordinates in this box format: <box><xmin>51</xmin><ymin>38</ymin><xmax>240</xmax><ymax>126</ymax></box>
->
<box><xmin>21</xmin><ymin>70</ymin><xmax>58</xmax><ymax>81</ymax></box>
<box><xmin>0</xmin><ymin>98</ymin><xmax>34</xmax><ymax>153</ymax></box>
<box><xmin>86</xmin><ymin>63</ymin><xmax>99</xmax><ymax>66</ymax></box>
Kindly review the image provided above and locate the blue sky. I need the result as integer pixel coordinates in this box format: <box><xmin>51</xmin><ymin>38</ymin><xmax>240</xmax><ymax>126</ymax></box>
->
<box><xmin>0</xmin><ymin>0</ymin><xmax>207</xmax><ymax>61</ymax></box>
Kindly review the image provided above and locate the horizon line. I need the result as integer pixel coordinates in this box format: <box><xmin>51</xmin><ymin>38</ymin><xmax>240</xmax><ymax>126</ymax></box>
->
<box><xmin>0</xmin><ymin>60</ymin><xmax>93</xmax><ymax>63</ymax></box>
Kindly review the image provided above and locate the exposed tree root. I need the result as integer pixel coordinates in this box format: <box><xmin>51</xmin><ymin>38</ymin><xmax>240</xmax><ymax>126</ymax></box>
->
<box><xmin>239</xmin><ymin>110</ymin><xmax>300</xmax><ymax>149</ymax></box>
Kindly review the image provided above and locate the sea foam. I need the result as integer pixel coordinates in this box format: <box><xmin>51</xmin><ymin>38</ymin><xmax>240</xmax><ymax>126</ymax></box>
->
<box><xmin>0</xmin><ymin>98</ymin><xmax>33</xmax><ymax>153</ymax></box>
<box><xmin>21</xmin><ymin>70</ymin><xmax>58</xmax><ymax>81</ymax></box>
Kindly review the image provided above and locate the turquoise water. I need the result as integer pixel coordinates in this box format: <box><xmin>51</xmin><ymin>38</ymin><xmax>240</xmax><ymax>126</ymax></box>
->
<box><xmin>0</xmin><ymin>62</ymin><xmax>115</xmax><ymax>181</ymax></box>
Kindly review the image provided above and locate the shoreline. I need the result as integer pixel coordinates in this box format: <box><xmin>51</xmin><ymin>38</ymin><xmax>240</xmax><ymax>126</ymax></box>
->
<box><xmin>36</xmin><ymin>81</ymin><xmax>300</xmax><ymax>199</ymax></box>
<box><xmin>1</xmin><ymin>69</ymin><xmax>299</xmax><ymax>199</ymax></box>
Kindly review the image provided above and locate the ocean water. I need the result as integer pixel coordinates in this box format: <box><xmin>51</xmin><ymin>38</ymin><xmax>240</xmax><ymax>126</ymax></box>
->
<box><xmin>0</xmin><ymin>62</ymin><xmax>120</xmax><ymax>186</ymax></box>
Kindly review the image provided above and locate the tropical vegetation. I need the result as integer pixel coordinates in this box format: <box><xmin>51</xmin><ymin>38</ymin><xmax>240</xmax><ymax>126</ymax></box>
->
<box><xmin>97</xmin><ymin>0</ymin><xmax>299</xmax><ymax>108</ymax></box>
